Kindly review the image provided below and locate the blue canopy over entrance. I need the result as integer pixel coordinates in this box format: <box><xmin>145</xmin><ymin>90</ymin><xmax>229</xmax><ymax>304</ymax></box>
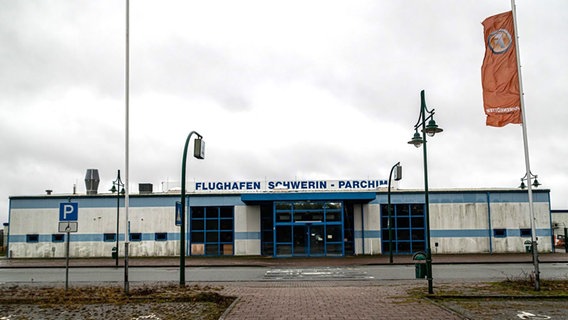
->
<box><xmin>241</xmin><ymin>192</ymin><xmax>376</xmax><ymax>204</ymax></box>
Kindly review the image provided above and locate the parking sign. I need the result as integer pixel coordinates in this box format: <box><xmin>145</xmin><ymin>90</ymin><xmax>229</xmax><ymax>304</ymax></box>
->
<box><xmin>59</xmin><ymin>202</ymin><xmax>78</xmax><ymax>221</ymax></box>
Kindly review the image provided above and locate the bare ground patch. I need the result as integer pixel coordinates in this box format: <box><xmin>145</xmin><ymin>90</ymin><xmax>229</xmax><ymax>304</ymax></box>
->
<box><xmin>0</xmin><ymin>284</ymin><xmax>235</xmax><ymax>320</ymax></box>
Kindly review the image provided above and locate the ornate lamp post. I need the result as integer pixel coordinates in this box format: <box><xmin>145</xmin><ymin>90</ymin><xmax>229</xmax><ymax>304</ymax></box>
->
<box><xmin>408</xmin><ymin>90</ymin><xmax>443</xmax><ymax>294</ymax></box>
<box><xmin>519</xmin><ymin>172</ymin><xmax>540</xmax><ymax>189</ymax></box>
<box><xmin>518</xmin><ymin>171</ymin><xmax>541</xmax><ymax>290</ymax></box>
<box><xmin>180</xmin><ymin>131</ymin><xmax>205</xmax><ymax>286</ymax></box>
<box><xmin>110</xmin><ymin>170</ymin><xmax>125</xmax><ymax>267</ymax></box>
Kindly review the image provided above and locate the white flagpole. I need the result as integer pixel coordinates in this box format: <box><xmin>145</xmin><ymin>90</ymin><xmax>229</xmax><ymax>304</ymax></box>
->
<box><xmin>124</xmin><ymin>0</ymin><xmax>130</xmax><ymax>295</ymax></box>
<box><xmin>510</xmin><ymin>0</ymin><xmax>540</xmax><ymax>291</ymax></box>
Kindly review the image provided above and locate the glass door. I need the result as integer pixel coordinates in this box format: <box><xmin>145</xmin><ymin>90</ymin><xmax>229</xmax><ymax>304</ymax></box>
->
<box><xmin>293</xmin><ymin>224</ymin><xmax>325</xmax><ymax>256</ymax></box>
<box><xmin>293</xmin><ymin>225</ymin><xmax>307</xmax><ymax>255</ymax></box>
<box><xmin>309</xmin><ymin>224</ymin><xmax>325</xmax><ymax>255</ymax></box>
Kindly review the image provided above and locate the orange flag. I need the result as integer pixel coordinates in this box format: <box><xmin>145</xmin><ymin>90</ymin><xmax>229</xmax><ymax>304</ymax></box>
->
<box><xmin>481</xmin><ymin>11</ymin><xmax>522</xmax><ymax>127</ymax></box>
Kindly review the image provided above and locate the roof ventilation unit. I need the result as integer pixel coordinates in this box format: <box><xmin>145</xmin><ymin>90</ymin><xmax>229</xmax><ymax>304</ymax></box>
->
<box><xmin>139</xmin><ymin>183</ymin><xmax>153</xmax><ymax>194</ymax></box>
<box><xmin>85</xmin><ymin>169</ymin><xmax>100</xmax><ymax>195</ymax></box>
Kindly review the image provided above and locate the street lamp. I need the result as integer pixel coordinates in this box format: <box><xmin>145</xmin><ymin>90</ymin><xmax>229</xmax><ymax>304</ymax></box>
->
<box><xmin>519</xmin><ymin>171</ymin><xmax>540</xmax><ymax>189</ymax></box>
<box><xmin>110</xmin><ymin>170</ymin><xmax>125</xmax><ymax>268</ymax></box>
<box><xmin>180</xmin><ymin>131</ymin><xmax>205</xmax><ymax>286</ymax></box>
<box><xmin>387</xmin><ymin>162</ymin><xmax>402</xmax><ymax>264</ymax></box>
<box><xmin>407</xmin><ymin>90</ymin><xmax>443</xmax><ymax>294</ymax></box>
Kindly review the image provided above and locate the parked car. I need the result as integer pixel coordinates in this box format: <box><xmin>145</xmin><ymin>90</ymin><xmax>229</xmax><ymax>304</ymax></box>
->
<box><xmin>555</xmin><ymin>234</ymin><xmax>565</xmax><ymax>248</ymax></box>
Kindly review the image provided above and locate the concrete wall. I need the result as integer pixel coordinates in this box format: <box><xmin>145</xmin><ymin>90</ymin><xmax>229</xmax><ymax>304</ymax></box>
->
<box><xmin>374</xmin><ymin>190</ymin><xmax>553</xmax><ymax>255</ymax></box>
<box><xmin>490</xmin><ymin>202</ymin><xmax>552</xmax><ymax>253</ymax></box>
<box><xmin>552</xmin><ymin>211</ymin><xmax>568</xmax><ymax>231</ymax></box>
<box><xmin>125</xmin><ymin>206</ymin><xmax>179</xmax><ymax>257</ymax></box>
<box><xmin>551</xmin><ymin>210</ymin><xmax>568</xmax><ymax>251</ymax></box>
<box><xmin>8</xmin><ymin>205</ymin><xmax>181</xmax><ymax>258</ymax></box>
<box><xmin>8</xmin><ymin>190</ymin><xmax>553</xmax><ymax>258</ymax></box>
<box><xmin>428</xmin><ymin>199</ymin><xmax>552</xmax><ymax>254</ymax></box>
<box><xmin>354</xmin><ymin>203</ymin><xmax>381</xmax><ymax>255</ymax></box>
<box><xmin>430</xmin><ymin>203</ymin><xmax>490</xmax><ymax>254</ymax></box>
<box><xmin>234</xmin><ymin>205</ymin><xmax>261</xmax><ymax>255</ymax></box>
<box><xmin>7</xmin><ymin>194</ymin><xmax>243</xmax><ymax>258</ymax></box>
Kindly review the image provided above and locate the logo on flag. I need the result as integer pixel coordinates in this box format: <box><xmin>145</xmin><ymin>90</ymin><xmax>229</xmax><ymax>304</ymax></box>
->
<box><xmin>481</xmin><ymin>11</ymin><xmax>522</xmax><ymax>127</ymax></box>
<box><xmin>488</xmin><ymin>29</ymin><xmax>512</xmax><ymax>54</ymax></box>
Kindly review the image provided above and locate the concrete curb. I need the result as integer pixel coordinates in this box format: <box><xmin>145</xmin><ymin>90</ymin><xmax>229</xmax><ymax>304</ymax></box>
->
<box><xmin>1</xmin><ymin>254</ymin><xmax>567</xmax><ymax>269</ymax></box>
<box><xmin>218</xmin><ymin>296</ymin><xmax>241</xmax><ymax>320</ymax></box>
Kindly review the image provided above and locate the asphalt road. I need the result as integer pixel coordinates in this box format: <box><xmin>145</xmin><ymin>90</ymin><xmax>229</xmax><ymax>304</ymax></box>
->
<box><xmin>1</xmin><ymin>263</ymin><xmax>566</xmax><ymax>284</ymax></box>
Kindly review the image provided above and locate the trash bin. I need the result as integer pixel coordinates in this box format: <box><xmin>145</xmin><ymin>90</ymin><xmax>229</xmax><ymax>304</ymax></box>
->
<box><xmin>412</xmin><ymin>251</ymin><xmax>427</xmax><ymax>279</ymax></box>
<box><xmin>112</xmin><ymin>247</ymin><xmax>118</xmax><ymax>259</ymax></box>
<box><xmin>415</xmin><ymin>263</ymin><xmax>427</xmax><ymax>279</ymax></box>
<box><xmin>524</xmin><ymin>240</ymin><xmax>532</xmax><ymax>253</ymax></box>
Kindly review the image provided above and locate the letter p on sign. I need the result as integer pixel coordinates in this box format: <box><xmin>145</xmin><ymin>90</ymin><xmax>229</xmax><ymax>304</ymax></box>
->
<box><xmin>59</xmin><ymin>202</ymin><xmax>78</xmax><ymax>221</ymax></box>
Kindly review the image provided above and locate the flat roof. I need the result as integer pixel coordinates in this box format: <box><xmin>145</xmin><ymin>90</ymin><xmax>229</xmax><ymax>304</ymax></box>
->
<box><xmin>9</xmin><ymin>187</ymin><xmax>550</xmax><ymax>200</ymax></box>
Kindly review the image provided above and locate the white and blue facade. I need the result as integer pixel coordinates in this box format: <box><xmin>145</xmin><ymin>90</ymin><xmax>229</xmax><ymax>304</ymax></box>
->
<box><xmin>6</xmin><ymin>180</ymin><xmax>554</xmax><ymax>258</ymax></box>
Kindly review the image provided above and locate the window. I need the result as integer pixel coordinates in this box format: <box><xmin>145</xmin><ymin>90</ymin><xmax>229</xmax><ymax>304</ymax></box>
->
<box><xmin>130</xmin><ymin>233</ymin><xmax>142</xmax><ymax>241</ymax></box>
<box><xmin>155</xmin><ymin>232</ymin><xmax>167</xmax><ymax>241</ymax></box>
<box><xmin>380</xmin><ymin>204</ymin><xmax>425</xmax><ymax>255</ymax></box>
<box><xmin>260</xmin><ymin>204</ymin><xmax>274</xmax><ymax>256</ymax></box>
<box><xmin>520</xmin><ymin>228</ymin><xmax>532</xmax><ymax>237</ymax></box>
<box><xmin>104</xmin><ymin>233</ymin><xmax>116</xmax><ymax>242</ymax></box>
<box><xmin>493</xmin><ymin>228</ymin><xmax>507</xmax><ymax>238</ymax></box>
<box><xmin>190</xmin><ymin>206</ymin><xmax>234</xmax><ymax>256</ymax></box>
<box><xmin>26</xmin><ymin>234</ymin><xmax>39</xmax><ymax>243</ymax></box>
<box><xmin>52</xmin><ymin>234</ymin><xmax>64</xmax><ymax>242</ymax></box>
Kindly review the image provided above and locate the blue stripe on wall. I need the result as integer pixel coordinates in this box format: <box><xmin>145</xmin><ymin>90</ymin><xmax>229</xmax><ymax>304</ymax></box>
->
<box><xmin>431</xmin><ymin>228</ymin><xmax>551</xmax><ymax>238</ymax></box>
<box><xmin>431</xmin><ymin>229</ymin><xmax>488</xmax><ymax>238</ymax></box>
<box><xmin>9</xmin><ymin>235</ymin><xmax>26</xmax><ymax>243</ymax></box>
<box><xmin>9</xmin><ymin>232</ymin><xmax>180</xmax><ymax>243</ymax></box>
<box><xmin>9</xmin><ymin>229</ymin><xmax>551</xmax><ymax>243</ymax></box>
<box><xmin>354</xmin><ymin>230</ymin><xmax>380</xmax><ymax>239</ymax></box>
<box><xmin>234</xmin><ymin>232</ymin><xmax>260</xmax><ymax>240</ymax></box>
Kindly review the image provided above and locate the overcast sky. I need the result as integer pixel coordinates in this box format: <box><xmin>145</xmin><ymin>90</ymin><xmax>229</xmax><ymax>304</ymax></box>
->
<box><xmin>1</xmin><ymin>1</ymin><xmax>567</xmax><ymax>223</ymax></box>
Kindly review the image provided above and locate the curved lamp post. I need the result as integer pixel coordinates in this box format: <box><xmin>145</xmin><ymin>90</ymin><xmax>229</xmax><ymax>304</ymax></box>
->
<box><xmin>110</xmin><ymin>170</ymin><xmax>125</xmax><ymax>268</ymax></box>
<box><xmin>387</xmin><ymin>162</ymin><xmax>402</xmax><ymax>264</ymax></box>
<box><xmin>180</xmin><ymin>131</ymin><xmax>205</xmax><ymax>286</ymax></box>
<box><xmin>408</xmin><ymin>90</ymin><xmax>443</xmax><ymax>294</ymax></box>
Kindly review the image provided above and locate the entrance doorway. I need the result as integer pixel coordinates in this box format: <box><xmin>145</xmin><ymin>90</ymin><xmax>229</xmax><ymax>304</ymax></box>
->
<box><xmin>293</xmin><ymin>224</ymin><xmax>325</xmax><ymax>255</ymax></box>
<box><xmin>270</xmin><ymin>201</ymin><xmax>345</xmax><ymax>257</ymax></box>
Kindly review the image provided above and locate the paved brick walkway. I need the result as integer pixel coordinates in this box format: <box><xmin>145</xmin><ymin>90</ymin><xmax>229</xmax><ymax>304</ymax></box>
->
<box><xmin>218</xmin><ymin>281</ymin><xmax>461</xmax><ymax>320</ymax></box>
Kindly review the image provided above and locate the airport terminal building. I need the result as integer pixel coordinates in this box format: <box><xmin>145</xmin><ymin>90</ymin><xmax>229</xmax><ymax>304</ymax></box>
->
<box><xmin>6</xmin><ymin>176</ymin><xmax>556</xmax><ymax>258</ymax></box>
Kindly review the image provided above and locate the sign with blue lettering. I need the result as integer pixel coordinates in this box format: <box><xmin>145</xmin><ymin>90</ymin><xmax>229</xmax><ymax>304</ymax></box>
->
<box><xmin>191</xmin><ymin>179</ymin><xmax>388</xmax><ymax>193</ymax></box>
<box><xmin>59</xmin><ymin>202</ymin><xmax>78</xmax><ymax>221</ymax></box>
<box><xmin>175</xmin><ymin>201</ymin><xmax>182</xmax><ymax>226</ymax></box>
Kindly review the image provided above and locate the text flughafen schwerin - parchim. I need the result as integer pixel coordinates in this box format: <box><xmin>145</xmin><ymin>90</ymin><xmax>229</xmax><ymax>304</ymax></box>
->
<box><xmin>191</xmin><ymin>179</ymin><xmax>388</xmax><ymax>193</ymax></box>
